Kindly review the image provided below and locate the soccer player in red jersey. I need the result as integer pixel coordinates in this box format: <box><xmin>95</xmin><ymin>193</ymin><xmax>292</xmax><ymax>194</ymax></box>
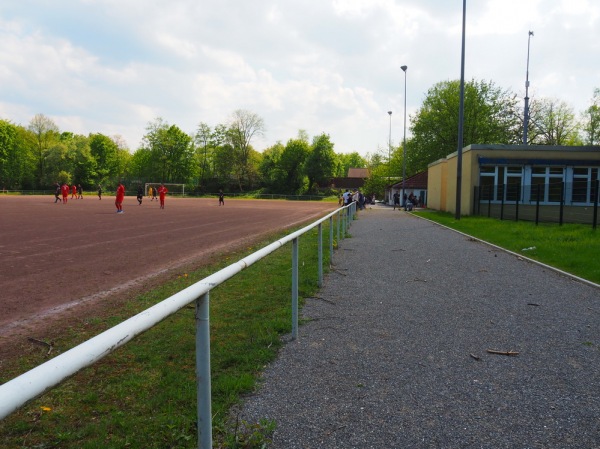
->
<box><xmin>71</xmin><ymin>184</ymin><xmax>77</xmax><ymax>199</ymax></box>
<box><xmin>61</xmin><ymin>182</ymin><xmax>69</xmax><ymax>203</ymax></box>
<box><xmin>115</xmin><ymin>182</ymin><xmax>125</xmax><ymax>213</ymax></box>
<box><xmin>158</xmin><ymin>184</ymin><xmax>168</xmax><ymax>209</ymax></box>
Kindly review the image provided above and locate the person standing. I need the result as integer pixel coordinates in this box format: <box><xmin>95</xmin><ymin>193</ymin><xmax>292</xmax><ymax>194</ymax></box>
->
<box><xmin>71</xmin><ymin>184</ymin><xmax>77</xmax><ymax>199</ymax></box>
<box><xmin>152</xmin><ymin>186</ymin><xmax>158</xmax><ymax>201</ymax></box>
<box><xmin>218</xmin><ymin>189</ymin><xmax>224</xmax><ymax>206</ymax></box>
<box><xmin>54</xmin><ymin>182</ymin><xmax>61</xmax><ymax>203</ymax></box>
<box><xmin>148</xmin><ymin>186</ymin><xmax>153</xmax><ymax>201</ymax></box>
<box><xmin>393</xmin><ymin>192</ymin><xmax>400</xmax><ymax>210</ymax></box>
<box><xmin>137</xmin><ymin>185</ymin><xmax>144</xmax><ymax>205</ymax></box>
<box><xmin>342</xmin><ymin>189</ymin><xmax>351</xmax><ymax>206</ymax></box>
<box><xmin>158</xmin><ymin>184</ymin><xmax>168</xmax><ymax>209</ymax></box>
<box><xmin>77</xmin><ymin>184</ymin><xmax>83</xmax><ymax>199</ymax></box>
<box><xmin>97</xmin><ymin>184</ymin><xmax>102</xmax><ymax>200</ymax></box>
<box><xmin>115</xmin><ymin>181</ymin><xmax>125</xmax><ymax>213</ymax></box>
<box><xmin>61</xmin><ymin>182</ymin><xmax>69</xmax><ymax>204</ymax></box>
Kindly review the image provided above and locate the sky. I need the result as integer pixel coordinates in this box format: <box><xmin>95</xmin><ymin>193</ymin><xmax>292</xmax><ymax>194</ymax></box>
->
<box><xmin>1</xmin><ymin>0</ymin><xmax>599</xmax><ymax>157</ymax></box>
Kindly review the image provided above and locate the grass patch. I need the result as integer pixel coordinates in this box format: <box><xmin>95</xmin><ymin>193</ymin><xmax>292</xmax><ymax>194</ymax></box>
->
<box><xmin>415</xmin><ymin>210</ymin><xmax>600</xmax><ymax>284</ymax></box>
<box><xmin>0</xmin><ymin>222</ymin><xmax>340</xmax><ymax>448</ymax></box>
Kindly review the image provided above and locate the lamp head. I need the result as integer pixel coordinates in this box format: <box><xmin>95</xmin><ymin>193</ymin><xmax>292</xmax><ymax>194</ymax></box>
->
<box><xmin>388</xmin><ymin>111</ymin><xmax>392</xmax><ymax>115</ymax></box>
<box><xmin>401</xmin><ymin>65</ymin><xmax>408</xmax><ymax>72</ymax></box>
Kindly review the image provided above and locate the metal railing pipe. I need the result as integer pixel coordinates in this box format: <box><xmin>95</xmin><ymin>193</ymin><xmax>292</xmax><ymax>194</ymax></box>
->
<box><xmin>0</xmin><ymin>203</ymin><xmax>353</xmax><ymax>424</ymax></box>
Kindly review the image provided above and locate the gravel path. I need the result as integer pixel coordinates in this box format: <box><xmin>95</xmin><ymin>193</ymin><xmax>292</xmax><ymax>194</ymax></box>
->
<box><xmin>237</xmin><ymin>206</ymin><xmax>600</xmax><ymax>449</ymax></box>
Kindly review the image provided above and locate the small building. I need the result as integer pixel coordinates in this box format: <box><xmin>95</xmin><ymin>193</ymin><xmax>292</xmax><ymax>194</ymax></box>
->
<box><xmin>387</xmin><ymin>171</ymin><xmax>428</xmax><ymax>206</ymax></box>
<box><xmin>328</xmin><ymin>167</ymin><xmax>370</xmax><ymax>192</ymax></box>
<box><xmin>427</xmin><ymin>144</ymin><xmax>600</xmax><ymax>218</ymax></box>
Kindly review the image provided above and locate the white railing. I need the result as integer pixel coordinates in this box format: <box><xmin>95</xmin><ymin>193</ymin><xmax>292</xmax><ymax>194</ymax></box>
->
<box><xmin>0</xmin><ymin>202</ymin><xmax>356</xmax><ymax>448</ymax></box>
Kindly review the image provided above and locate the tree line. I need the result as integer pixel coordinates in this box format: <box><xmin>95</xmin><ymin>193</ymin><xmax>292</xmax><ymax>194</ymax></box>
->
<box><xmin>1</xmin><ymin>81</ymin><xmax>599</xmax><ymax>197</ymax></box>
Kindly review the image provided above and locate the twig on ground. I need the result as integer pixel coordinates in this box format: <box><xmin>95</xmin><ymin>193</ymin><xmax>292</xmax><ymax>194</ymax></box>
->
<box><xmin>486</xmin><ymin>349</ymin><xmax>519</xmax><ymax>356</ymax></box>
<box><xmin>28</xmin><ymin>337</ymin><xmax>54</xmax><ymax>356</ymax></box>
<box><xmin>469</xmin><ymin>353</ymin><xmax>481</xmax><ymax>361</ymax></box>
<box><xmin>310</xmin><ymin>296</ymin><xmax>336</xmax><ymax>305</ymax></box>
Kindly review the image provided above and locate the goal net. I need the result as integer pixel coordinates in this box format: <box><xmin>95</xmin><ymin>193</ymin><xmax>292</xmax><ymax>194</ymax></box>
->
<box><xmin>144</xmin><ymin>183</ymin><xmax>186</xmax><ymax>197</ymax></box>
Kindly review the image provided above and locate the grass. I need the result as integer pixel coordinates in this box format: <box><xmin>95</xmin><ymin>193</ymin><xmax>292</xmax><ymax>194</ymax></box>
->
<box><xmin>415</xmin><ymin>210</ymin><xmax>600</xmax><ymax>284</ymax></box>
<box><xmin>0</xmin><ymin>220</ymin><xmax>343</xmax><ymax>449</ymax></box>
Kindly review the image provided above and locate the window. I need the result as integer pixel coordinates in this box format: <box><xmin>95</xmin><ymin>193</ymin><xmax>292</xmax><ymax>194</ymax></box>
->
<box><xmin>531</xmin><ymin>167</ymin><xmax>564</xmax><ymax>203</ymax></box>
<box><xmin>479</xmin><ymin>166</ymin><xmax>523</xmax><ymax>202</ymax></box>
<box><xmin>572</xmin><ymin>167</ymin><xmax>599</xmax><ymax>204</ymax></box>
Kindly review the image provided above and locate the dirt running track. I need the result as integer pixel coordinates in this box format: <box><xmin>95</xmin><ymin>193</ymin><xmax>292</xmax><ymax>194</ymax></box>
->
<box><xmin>0</xmin><ymin>195</ymin><xmax>335</xmax><ymax>360</ymax></box>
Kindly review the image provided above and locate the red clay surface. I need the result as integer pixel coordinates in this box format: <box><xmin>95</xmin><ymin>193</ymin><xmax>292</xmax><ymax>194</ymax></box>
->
<box><xmin>0</xmin><ymin>195</ymin><xmax>335</xmax><ymax>358</ymax></box>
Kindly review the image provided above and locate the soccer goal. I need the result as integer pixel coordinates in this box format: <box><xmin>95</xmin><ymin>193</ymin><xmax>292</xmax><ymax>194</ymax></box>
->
<box><xmin>144</xmin><ymin>183</ymin><xmax>186</xmax><ymax>197</ymax></box>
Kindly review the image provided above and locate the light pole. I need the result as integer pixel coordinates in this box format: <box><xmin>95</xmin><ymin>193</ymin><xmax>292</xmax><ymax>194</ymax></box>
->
<box><xmin>523</xmin><ymin>30</ymin><xmax>534</xmax><ymax>145</ymax></box>
<box><xmin>455</xmin><ymin>0</ymin><xmax>466</xmax><ymax>220</ymax></box>
<box><xmin>401</xmin><ymin>65</ymin><xmax>407</xmax><ymax>209</ymax></box>
<box><xmin>388</xmin><ymin>110</ymin><xmax>392</xmax><ymax>204</ymax></box>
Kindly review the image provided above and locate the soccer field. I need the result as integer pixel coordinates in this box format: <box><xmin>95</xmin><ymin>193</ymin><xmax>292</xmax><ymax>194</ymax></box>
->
<box><xmin>0</xmin><ymin>195</ymin><xmax>335</xmax><ymax>356</ymax></box>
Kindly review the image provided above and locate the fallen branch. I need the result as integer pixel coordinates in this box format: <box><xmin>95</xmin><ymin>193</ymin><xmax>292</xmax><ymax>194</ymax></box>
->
<box><xmin>486</xmin><ymin>349</ymin><xmax>519</xmax><ymax>356</ymax></box>
<box><xmin>28</xmin><ymin>337</ymin><xmax>54</xmax><ymax>356</ymax></box>
<box><xmin>469</xmin><ymin>353</ymin><xmax>481</xmax><ymax>361</ymax></box>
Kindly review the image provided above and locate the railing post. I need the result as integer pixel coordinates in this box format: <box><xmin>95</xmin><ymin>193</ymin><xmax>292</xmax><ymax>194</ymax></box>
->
<box><xmin>559</xmin><ymin>181</ymin><xmax>565</xmax><ymax>226</ymax></box>
<box><xmin>500</xmin><ymin>184</ymin><xmax>505</xmax><ymax>220</ymax></box>
<box><xmin>195</xmin><ymin>292</ymin><xmax>212</xmax><ymax>449</ymax></box>
<box><xmin>515</xmin><ymin>184</ymin><xmax>520</xmax><ymax>222</ymax></box>
<box><xmin>337</xmin><ymin>210</ymin><xmax>341</xmax><ymax>244</ymax></box>
<box><xmin>593</xmin><ymin>179</ymin><xmax>599</xmax><ymax>230</ymax></box>
<box><xmin>317</xmin><ymin>223</ymin><xmax>323</xmax><ymax>288</ymax></box>
<box><xmin>291</xmin><ymin>237</ymin><xmax>299</xmax><ymax>340</ymax></box>
<box><xmin>329</xmin><ymin>216</ymin><xmax>334</xmax><ymax>266</ymax></box>
<box><xmin>535</xmin><ymin>183</ymin><xmax>541</xmax><ymax>225</ymax></box>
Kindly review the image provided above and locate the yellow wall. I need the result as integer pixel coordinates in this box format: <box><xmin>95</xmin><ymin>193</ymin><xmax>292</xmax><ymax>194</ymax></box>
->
<box><xmin>427</xmin><ymin>159</ymin><xmax>446</xmax><ymax>211</ymax></box>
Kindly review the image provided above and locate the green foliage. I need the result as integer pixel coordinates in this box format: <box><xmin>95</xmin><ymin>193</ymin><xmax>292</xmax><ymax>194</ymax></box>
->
<box><xmin>582</xmin><ymin>88</ymin><xmax>600</xmax><ymax>145</ymax></box>
<box><xmin>410</xmin><ymin>79</ymin><xmax>520</xmax><ymax>173</ymax></box>
<box><xmin>336</xmin><ymin>151</ymin><xmax>367</xmax><ymax>177</ymax></box>
<box><xmin>304</xmin><ymin>133</ymin><xmax>336</xmax><ymax>192</ymax></box>
<box><xmin>89</xmin><ymin>133</ymin><xmax>122</xmax><ymax>185</ymax></box>
<box><xmin>362</xmin><ymin>168</ymin><xmax>388</xmax><ymax>198</ymax></box>
<box><xmin>141</xmin><ymin>118</ymin><xmax>195</xmax><ymax>183</ymax></box>
<box><xmin>223</xmin><ymin>417</ymin><xmax>276</xmax><ymax>448</ymax></box>
<box><xmin>528</xmin><ymin>97</ymin><xmax>581</xmax><ymax>145</ymax></box>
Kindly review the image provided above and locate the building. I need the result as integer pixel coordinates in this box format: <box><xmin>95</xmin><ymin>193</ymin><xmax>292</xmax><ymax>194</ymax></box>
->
<box><xmin>427</xmin><ymin>144</ymin><xmax>600</xmax><ymax>219</ymax></box>
<box><xmin>387</xmin><ymin>171</ymin><xmax>428</xmax><ymax>206</ymax></box>
<box><xmin>328</xmin><ymin>168</ymin><xmax>370</xmax><ymax>192</ymax></box>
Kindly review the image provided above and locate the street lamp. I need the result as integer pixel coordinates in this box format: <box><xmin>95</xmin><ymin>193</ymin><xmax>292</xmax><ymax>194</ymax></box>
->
<box><xmin>523</xmin><ymin>30</ymin><xmax>534</xmax><ymax>145</ymax></box>
<box><xmin>455</xmin><ymin>0</ymin><xmax>466</xmax><ymax>220</ymax></box>
<box><xmin>388</xmin><ymin>110</ymin><xmax>392</xmax><ymax>203</ymax></box>
<box><xmin>401</xmin><ymin>65</ymin><xmax>407</xmax><ymax>209</ymax></box>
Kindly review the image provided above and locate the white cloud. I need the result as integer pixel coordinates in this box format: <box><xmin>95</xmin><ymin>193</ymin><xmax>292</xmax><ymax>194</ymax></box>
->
<box><xmin>0</xmin><ymin>0</ymin><xmax>599</xmax><ymax>155</ymax></box>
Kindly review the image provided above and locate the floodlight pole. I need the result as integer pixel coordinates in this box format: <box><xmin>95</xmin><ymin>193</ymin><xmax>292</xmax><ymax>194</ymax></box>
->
<box><xmin>455</xmin><ymin>0</ymin><xmax>466</xmax><ymax>220</ymax></box>
<box><xmin>401</xmin><ymin>65</ymin><xmax>407</xmax><ymax>209</ymax></box>
<box><xmin>388</xmin><ymin>110</ymin><xmax>392</xmax><ymax>203</ymax></box>
<box><xmin>523</xmin><ymin>30</ymin><xmax>534</xmax><ymax>145</ymax></box>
